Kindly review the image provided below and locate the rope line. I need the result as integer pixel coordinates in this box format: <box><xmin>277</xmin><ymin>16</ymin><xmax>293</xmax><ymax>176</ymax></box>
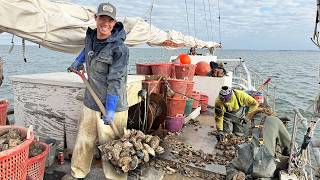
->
<box><xmin>207</xmin><ymin>0</ymin><xmax>214</xmax><ymax>41</ymax></box>
<box><xmin>218</xmin><ymin>0</ymin><xmax>222</xmax><ymax>44</ymax></box>
<box><xmin>184</xmin><ymin>0</ymin><xmax>190</xmax><ymax>36</ymax></box>
<box><xmin>202</xmin><ymin>0</ymin><xmax>210</xmax><ymax>40</ymax></box>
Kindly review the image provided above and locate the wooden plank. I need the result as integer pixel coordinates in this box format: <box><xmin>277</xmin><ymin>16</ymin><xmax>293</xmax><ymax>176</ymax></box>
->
<box><xmin>12</xmin><ymin>81</ymin><xmax>84</xmax><ymax>149</ymax></box>
<box><xmin>11</xmin><ymin>73</ymin><xmax>144</xmax><ymax>152</ymax></box>
<box><xmin>184</xmin><ymin>107</ymin><xmax>201</xmax><ymax>124</ymax></box>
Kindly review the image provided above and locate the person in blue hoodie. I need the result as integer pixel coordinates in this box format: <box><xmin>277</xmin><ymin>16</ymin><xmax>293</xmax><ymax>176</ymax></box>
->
<box><xmin>64</xmin><ymin>2</ymin><xmax>129</xmax><ymax>180</ymax></box>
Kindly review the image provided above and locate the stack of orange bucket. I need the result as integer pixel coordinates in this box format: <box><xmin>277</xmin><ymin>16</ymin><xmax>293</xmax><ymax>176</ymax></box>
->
<box><xmin>199</xmin><ymin>94</ymin><xmax>209</xmax><ymax>112</ymax></box>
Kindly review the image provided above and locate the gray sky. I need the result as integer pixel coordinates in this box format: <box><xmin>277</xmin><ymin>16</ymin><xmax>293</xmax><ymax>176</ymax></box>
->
<box><xmin>0</xmin><ymin>0</ymin><xmax>318</xmax><ymax>50</ymax></box>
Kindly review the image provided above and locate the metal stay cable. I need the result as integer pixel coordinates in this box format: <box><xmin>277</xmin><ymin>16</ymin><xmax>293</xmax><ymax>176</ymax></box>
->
<box><xmin>184</xmin><ymin>0</ymin><xmax>191</xmax><ymax>36</ymax></box>
<box><xmin>218</xmin><ymin>0</ymin><xmax>222</xmax><ymax>44</ymax></box>
<box><xmin>207</xmin><ymin>0</ymin><xmax>215</xmax><ymax>41</ymax></box>
<box><xmin>202</xmin><ymin>0</ymin><xmax>210</xmax><ymax>40</ymax></box>
<box><xmin>193</xmin><ymin>0</ymin><xmax>198</xmax><ymax>46</ymax></box>
<box><xmin>147</xmin><ymin>0</ymin><xmax>156</xmax><ymax>39</ymax></box>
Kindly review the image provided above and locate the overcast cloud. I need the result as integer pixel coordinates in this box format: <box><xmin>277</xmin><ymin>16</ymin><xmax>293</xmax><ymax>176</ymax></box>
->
<box><xmin>0</xmin><ymin>0</ymin><xmax>318</xmax><ymax>50</ymax></box>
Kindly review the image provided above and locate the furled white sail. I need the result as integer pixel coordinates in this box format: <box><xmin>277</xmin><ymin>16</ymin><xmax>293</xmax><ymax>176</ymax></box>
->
<box><xmin>0</xmin><ymin>0</ymin><xmax>221</xmax><ymax>54</ymax></box>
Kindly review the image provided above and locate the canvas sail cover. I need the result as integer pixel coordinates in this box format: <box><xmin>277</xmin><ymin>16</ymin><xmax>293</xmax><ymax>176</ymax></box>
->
<box><xmin>0</xmin><ymin>0</ymin><xmax>221</xmax><ymax>54</ymax></box>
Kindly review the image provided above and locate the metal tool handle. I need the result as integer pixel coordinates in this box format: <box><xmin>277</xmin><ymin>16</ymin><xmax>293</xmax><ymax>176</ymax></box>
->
<box><xmin>69</xmin><ymin>68</ymin><xmax>121</xmax><ymax>138</ymax></box>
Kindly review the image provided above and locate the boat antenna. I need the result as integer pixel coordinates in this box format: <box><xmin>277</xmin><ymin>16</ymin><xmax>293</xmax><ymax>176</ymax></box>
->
<box><xmin>218</xmin><ymin>0</ymin><xmax>222</xmax><ymax>45</ymax></box>
<box><xmin>202</xmin><ymin>0</ymin><xmax>210</xmax><ymax>40</ymax></box>
<box><xmin>184</xmin><ymin>0</ymin><xmax>191</xmax><ymax>36</ymax></box>
<box><xmin>311</xmin><ymin>0</ymin><xmax>320</xmax><ymax>48</ymax></box>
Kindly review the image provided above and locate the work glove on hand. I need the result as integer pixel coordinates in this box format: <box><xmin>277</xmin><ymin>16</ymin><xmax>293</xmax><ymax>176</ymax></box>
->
<box><xmin>216</xmin><ymin>130</ymin><xmax>224</xmax><ymax>142</ymax></box>
<box><xmin>102</xmin><ymin>94</ymin><xmax>119</xmax><ymax>125</ymax></box>
<box><xmin>67</xmin><ymin>49</ymin><xmax>85</xmax><ymax>72</ymax></box>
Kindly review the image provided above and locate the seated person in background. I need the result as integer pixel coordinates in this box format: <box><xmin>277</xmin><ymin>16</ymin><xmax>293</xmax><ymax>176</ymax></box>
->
<box><xmin>209</xmin><ymin>61</ymin><xmax>226</xmax><ymax>77</ymax></box>
<box><xmin>215</xmin><ymin>86</ymin><xmax>259</xmax><ymax>141</ymax></box>
<box><xmin>189</xmin><ymin>47</ymin><xmax>197</xmax><ymax>55</ymax></box>
<box><xmin>226</xmin><ymin>108</ymin><xmax>291</xmax><ymax>180</ymax></box>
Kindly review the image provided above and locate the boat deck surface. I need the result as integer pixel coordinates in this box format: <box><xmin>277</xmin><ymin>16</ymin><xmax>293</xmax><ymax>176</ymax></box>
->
<box><xmin>44</xmin><ymin>109</ymin><xmax>225</xmax><ymax>180</ymax></box>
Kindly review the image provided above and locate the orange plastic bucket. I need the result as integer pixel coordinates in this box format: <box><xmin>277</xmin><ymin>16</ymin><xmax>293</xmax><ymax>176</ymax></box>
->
<box><xmin>191</xmin><ymin>91</ymin><xmax>201</xmax><ymax>108</ymax></box>
<box><xmin>151</xmin><ymin>63</ymin><xmax>172</xmax><ymax>78</ymax></box>
<box><xmin>0</xmin><ymin>100</ymin><xmax>9</xmax><ymax>126</ymax></box>
<box><xmin>27</xmin><ymin>141</ymin><xmax>49</xmax><ymax>180</ymax></box>
<box><xmin>136</xmin><ymin>63</ymin><xmax>152</xmax><ymax>75</ymax></box>
<box><xmin>0</xmin><ymin>126</ymin><xmax>34</xmax><ymax>180</ymax></box>
<box><xmin>200</xmin><ymin>94</ymin><xmax>209</xmax><ymax>112</ymax></box>
<box><xmin>186</xmin><ymin>81</ymin><xmax>194</xmax><ymax>97</ymax></box>
<box><xmin>167</xmin><ymin>97</ymin><xmax>187</xmax><ymax>117</ymax></box>
<box><xmin>167</xmin><ymin>79</ymin><xmax>188</xmax><ymax>97</ymax></box>
<box><xmin>174</xmin><ymin>64</ymin><xmax>196</xmax><ymax>81</ymax></box>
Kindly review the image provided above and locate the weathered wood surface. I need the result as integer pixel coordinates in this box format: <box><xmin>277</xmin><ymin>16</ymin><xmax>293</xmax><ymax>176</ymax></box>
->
<box><xmin>12</xmin><ymin>81</ymin><xmax>83</xmax><ymax>149</ymax></box>
<box><xmin>10</xmin><ymin>72</ymin><xmax>144</xmax><ymax>151</ymax></box>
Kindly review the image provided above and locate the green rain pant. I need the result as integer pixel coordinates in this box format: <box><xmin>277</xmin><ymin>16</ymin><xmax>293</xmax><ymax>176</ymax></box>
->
<box><xmin>71</xmin><ymin>105</ymin><xmax>128</xmax><ymax>179</ymax></box>
<box><xmin>223</xmin><ymin>107</ymin><xmax>246</xmax><ymax>136</ymax></box>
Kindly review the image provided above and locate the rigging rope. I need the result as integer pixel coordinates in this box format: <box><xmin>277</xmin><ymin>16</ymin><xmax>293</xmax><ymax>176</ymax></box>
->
<box><xmin>184</xmin><ymin>0</ymin><xmax>190</xmax><ymax>36</ymax></box>
<box><xmin>148</xmin><ymin>0</ymin><xmax>156</xmax><ymax>39</ymax></box>
<box><xmin>207</xmin><ymin>0</ymin><xmax>215</xmax><ymax>41</ymax></box>
<box><xmin>8</xmin><ymin>35</ymin><xmax>14</xmax><ymax>54</ymax></box>
<box><xmin>202</xmin><ymin>0</ymin><xmax>210</xmax><ymax>40</ymax></box>
<box><xmin>218</xmin><ymin>0</ymin><xmax>222</xmax><ymax>44</ymax></box>
<box><xmin>193</xmin><ymin>0</ymin><xmax>197</xmax><ymax>46</ymax></box>
<box><xmin>22</xmin><ymin>39</ymin><xmax>27</xmax><ymax>63</ymax></box>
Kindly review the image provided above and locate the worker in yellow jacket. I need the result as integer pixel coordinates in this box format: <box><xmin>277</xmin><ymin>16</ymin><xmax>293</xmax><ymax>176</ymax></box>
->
<box><xmin>215</xmin><ymin>86</ymin><xmax>258</xmax><ymax>141</ymax></box>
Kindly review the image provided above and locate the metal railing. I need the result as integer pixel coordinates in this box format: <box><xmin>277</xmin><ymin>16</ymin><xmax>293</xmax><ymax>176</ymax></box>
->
<box><xmin>217</xmin><ymin>58</ymin><xmax>277</xmax><ymax>111</ymax></box>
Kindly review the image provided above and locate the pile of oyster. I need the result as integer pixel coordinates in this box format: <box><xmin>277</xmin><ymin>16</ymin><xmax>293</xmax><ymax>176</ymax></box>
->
<box><xmin>215</xmin><ymin>134</ymin><xmax>245</xmax><ymax>165</ymax></box>
<box><xmin>146</xmin><ymin>159</ymin><xmax>225</xmax><ymax>179</ymax></box>
<box><xmin>99</xmin><ymin>129</ymin><xmax>165</xmax><ymax>172</ymax></box>
<box><xmin>0</xmin><ymin>129</ymin><xmax>23</xmax><ymax>151</ymax></box>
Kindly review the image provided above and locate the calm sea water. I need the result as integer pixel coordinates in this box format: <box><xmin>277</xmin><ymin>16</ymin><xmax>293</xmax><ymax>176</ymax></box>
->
<box><xmin>0</xmin><ymin>45</ymin><xmax>320</xmax><ymax>139</ymax></box>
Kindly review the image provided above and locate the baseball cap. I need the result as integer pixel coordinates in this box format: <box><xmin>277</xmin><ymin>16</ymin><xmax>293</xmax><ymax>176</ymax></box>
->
<box><xmin>96</xmin><ymin>3</ymin><xmax>116</xmax><ymax>20</ymax></box>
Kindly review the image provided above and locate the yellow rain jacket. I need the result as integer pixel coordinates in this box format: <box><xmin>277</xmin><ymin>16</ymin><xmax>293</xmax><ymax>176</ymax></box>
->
<box><xmin>215</xmin><ymin>90</ymin><xmax>259</xmax><ymax>131</ymax></box>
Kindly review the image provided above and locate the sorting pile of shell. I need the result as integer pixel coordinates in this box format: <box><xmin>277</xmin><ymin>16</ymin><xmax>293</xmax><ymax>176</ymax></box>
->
<box><xmin>215</xmin><ymin>134</ymin><xmax>245</xmax><ymax>165</ymax></box>
<box><xmin>146</xmin><ymin>159</ymin><xmax>225</xmax><ymax>179</ymax></box>
<box><xmin>99</xmin><ymin>129</ymin><xmax>165</xmax><ymax>172</ymax></box>
<box><xmin>164</xmin><ymin>134</ymin><xmax>216</xmax><ymax>167</ymax></box>
<box><xmin>0</xmin><ymin>129</ymin><xmax>23</xmax><ymax>151</ymax></box>
<box><xmin>164</xmin><ymin>133</ymin><xmax>245</xmax><ymax>167</ymax></box>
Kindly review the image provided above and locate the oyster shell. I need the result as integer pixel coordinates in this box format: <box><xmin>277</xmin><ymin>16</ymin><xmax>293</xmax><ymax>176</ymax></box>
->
<box><xmin>118</xmin><ymin>156</ymin><xmax>132</xmax><ymax>167</ymax></box>
<box><xmin>122</xmin><ymin>141</ymin><xmax>133</xmax><ymax>149</ymax></box>
<box><xmin>112</xmin><ymin>142</ymin><xmax>122</xmax><ymax>161</ymax></box>
<box><xmin>149</xmin><ymin>136</ymin><xmax>160</xmax><ymax>149</ymax></box>
<box><xmin>144</xmin><ymin>135</ymin><xmax>153</xmax><ymax>143</ymax></box>
<box><xmin>122</xmin><ymin>165</ymin><xmax>130</xmax><ymax>173</ymax></box>
<box><xmin>143</xmin><ymin>143</ymin><xmax>155</xmax><ymax>156</ymax></box>
<box><xmin>135</xmin><ymin>130</ymin><xmax>145</xmax><ymax>140</ymax></box>
<box><xmin>123</xmin><ymin>129</ymin><xmax>131</xmax><ymax>139</ymax></box>
<box><xmin>130</xmin><ymin>156</ymin><xmax>139</xmax><ymax>170</ymax></box>
<box><xmin>155</xmin><ymin>146</ymin><xmax>165</xmax><ymax>154</ymax></box>
<box><xmin>142</xmin><ymin>149</ymin><xmax>150</xmax><ymax>162</ymax></box>
<box><xmin>133</xmin><ymin>140</ymin><xmax>143</xmax><ymax>151</ymax></box>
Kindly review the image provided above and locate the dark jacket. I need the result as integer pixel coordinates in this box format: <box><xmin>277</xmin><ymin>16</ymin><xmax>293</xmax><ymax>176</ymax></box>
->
<box><xmin>83</xmin><ymin>22</ymin><xmax>129</xmax><ymax>112</ymax></box>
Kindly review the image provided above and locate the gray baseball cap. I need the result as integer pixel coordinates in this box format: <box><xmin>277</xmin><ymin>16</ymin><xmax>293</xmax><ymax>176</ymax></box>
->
<box><xmin>96</xmin><ymin>3</ymin><xmax>116</xmax><ymax>20</ymax></box>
